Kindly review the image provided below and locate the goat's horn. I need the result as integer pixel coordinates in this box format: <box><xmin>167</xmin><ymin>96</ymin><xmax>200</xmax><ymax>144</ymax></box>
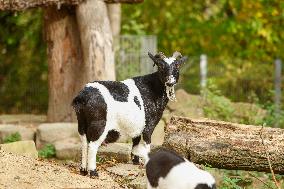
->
<box><xmin>172</xmin><ymin>51</ymin><xmax>182</xmax><ymax>59</ymax></box>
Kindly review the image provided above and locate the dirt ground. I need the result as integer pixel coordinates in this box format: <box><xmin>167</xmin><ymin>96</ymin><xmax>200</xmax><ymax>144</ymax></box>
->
<box><xmin>0</xmin><ymin>150</ymin><xmax>122</xmax><ymax>189</ymax></box>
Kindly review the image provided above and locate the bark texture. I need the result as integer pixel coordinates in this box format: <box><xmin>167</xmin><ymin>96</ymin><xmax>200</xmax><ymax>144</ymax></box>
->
<box><xmin>76</xmin><ymin>0</ymin><xmax>115</xmax><ymax>81</ymax></box>
<box><xmin>107</xmin><ymin>3</ymin><xmax>121</xmax><ymax>37</ymax></box>
<box><xmin>0</xmin><ymin>0</ymin><xmax>83</xmax><ymax>10</ymax></box>
<box><xmin>44</xmin><ymin>6</ymin><xmax>83</xmax><ymax>122</ymax></box>
<box><xmin>0</xmin><ymin>0</ymin><xmax>143</xmax><ymax>11</ymax></box>
<box><xmin>104</xmin><ymin>0</ymin><xmax>143</xmax><ymax>4</ymax></box>
<box><xmin>164</xmin><ymin>116</ymin><xmax>284</xmax><ymax>174</ymax></box>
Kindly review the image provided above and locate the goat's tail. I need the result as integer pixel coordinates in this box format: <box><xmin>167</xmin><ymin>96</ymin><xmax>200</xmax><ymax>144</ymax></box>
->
<box><xmin>72</xmin><ymin>90</ymin><xmax>87</xmax><ymax>113</ymax></box>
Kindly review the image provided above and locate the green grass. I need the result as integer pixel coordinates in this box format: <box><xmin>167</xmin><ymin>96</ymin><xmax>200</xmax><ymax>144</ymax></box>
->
<box><xmin>3</xmin><ymin>132</ymin><xmax>21</xmax><ymax>143</ymax></box>
<box><xmin>38</xmin><ymin>144</ymin><xmax>56</xmax><ymax>158</ymax></box>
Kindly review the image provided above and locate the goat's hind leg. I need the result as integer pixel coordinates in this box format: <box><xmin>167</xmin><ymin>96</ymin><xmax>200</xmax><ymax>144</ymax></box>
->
<box><xmin>77</xmin><ymin>113</ymin><xmax>88</xmax><ymax>176</ymax></box>
<box><xmin>87</xmin><ymin>120</ymin><xmax>108</xmax><ymax>177</ymax></box>
<box><xmin>79</xmin><ymin>134</ymin><xmax>88</xmax><ymax>176</ymax></box>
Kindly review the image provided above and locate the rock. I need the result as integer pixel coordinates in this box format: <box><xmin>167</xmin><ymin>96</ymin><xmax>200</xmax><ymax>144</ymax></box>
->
<box><xmin>98</xmin><ymin>143</ymin><xmax>131</xmax><ymax>163</ymax></box>
<box><xmin>167</xmin><ymin>89</ymin><xmax>204</xmax><ymax>119</ymax></box>
<box><xmin>106</xmin><ymin>163</ymin><xmax>144</xmax><ymax>179</ymax></box>
<box><xmin>129</xmin><ymin>175</ymin><xmax>147</xmax><ymax>189</ymax></box>
<box><xmin>0</xmin><ymin>140</ymin><xmax>38</xmax><ymax>158</ymax></box>
<box><xmin>36</xmin><ymin>123</ymin><xmax>78</xmax><ymax>148</ymax></box>
<box><xmin>151</xmin><ymin>120</ymin><xmax>165</xmax><ymax>146</ymax></box>
<box><xmin>54</xmin><ymin>137</ymin><xmax>80</xmax><ymax>160</ymax></box>
<box><xmin>0</xmin><ymin>124</ymin><xmax>35</xmax><ymax>143</ymax></box>
<box><xmin>0</xmin><ymin>114</ymin><xmax>46</xmax><ymax>124</ymax></box>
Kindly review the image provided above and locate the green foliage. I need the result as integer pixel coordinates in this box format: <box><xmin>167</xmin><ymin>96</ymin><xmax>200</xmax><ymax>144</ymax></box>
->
<box><xmin>0</xmin><ymin>10</ymin><xmax>47</xmax><ymax>114</ymax></box>
<box><xmin>122</xmin><ymin>0</ymin><xmax>284</xmax><ymax>104</ymax></box>
<box><xmin>38</xmin><ymin>144</ymin><xmax>56</xmax><ymax>158</ymax></box>
<box><xmin>221</xmin><ymin>176</ymin><xmax>242</xmax><ymax>189</ymax></box>
<box><xmin>203</xmin><ymin>90</ymin><xmax>235</xmax><ymax>122</ymax></box>
<box><xmin>3</xmin><ymin>132</ymin><xmax>21</xmax><ymax>143</ymax></box>
<box><xmin>260</xmin><ymin>103</ymin><xmax>284</xmax><ymax>127</ymax></box>
<box><xmin>202</xmin><ymin>80</ymin><xmax>235</xmax><ymax>122</ymax></box>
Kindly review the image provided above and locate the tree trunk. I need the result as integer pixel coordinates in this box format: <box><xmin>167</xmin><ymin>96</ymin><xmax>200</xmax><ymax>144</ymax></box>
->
<box><xmin>44</xmin><ymin>6</ymin><xmax>83</xmax><ymax>122</ymax></box>
<box><xmin>76</xmin><ymin>0</ymin><xmax>115</xmax><ymax>82</ymax></box>
<box><xmin>163</xmin><ymin>116</ymin><xmax>284</xmax><ymax>174</ymax></box>
<box><xmin>107</xmin><ymin>3</ymin><xmax>121</xmax><ymax>37</ymax></box>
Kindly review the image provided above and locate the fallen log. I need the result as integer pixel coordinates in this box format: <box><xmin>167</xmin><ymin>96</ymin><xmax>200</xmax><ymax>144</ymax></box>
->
<box><xmin>163</xmin><ymin>116</ymin><xmax>284</xmax><ymax>174</ymax></box>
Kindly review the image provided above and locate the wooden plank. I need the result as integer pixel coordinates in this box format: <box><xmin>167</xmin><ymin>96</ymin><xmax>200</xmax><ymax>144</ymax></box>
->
<box><xmin>163</xmin><ymin>116</ymin><xmax>284</xmax><ymax>174</ymax></box>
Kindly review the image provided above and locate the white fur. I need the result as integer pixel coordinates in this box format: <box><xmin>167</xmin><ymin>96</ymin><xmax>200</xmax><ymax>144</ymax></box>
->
<box><xmin>86</xmin><ymin>80</ymin><xmax>145</xmax><ymax>138</ymax></box>
<box><xmin>167</xmin><ymin>75</ymin><xmax>176</xmax><ymax>84</ymax></box>
<box><xmin>80</xmin><ymin>134</ymin><xmax>88</xmax><ymax>170</ymax></box>
<box><xmin>88</xmin><ymin>141</ymin><xmax>100</xmax><ymax>171</ymax></box>
<box><xmin>163</xmin><ymin>57</ymin><xmax>176</xmax><ymax>65</ymax></box>
<box><xmin>132</xmin><ymin>142</ymin><xmax>150</xmax><ymax>163</ymax></box>
<box><xmin>85</xmin><ymin>79</ymin><xmax>146</xmax><ymax>171</ymax></box>
<box><xmin>166</xmin><ymin>86</ymin><xmax>176</xmax><ymax>101</ymax></box>
<box><xmin>148</xmin><ymin>159</ymin><xmax>215</xmax><ymax>189</ymax></box>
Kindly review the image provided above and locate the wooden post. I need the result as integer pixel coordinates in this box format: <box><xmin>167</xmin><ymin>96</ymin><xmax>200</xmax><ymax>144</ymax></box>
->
<box><xmin>274</xmin><ymin>58</ymin><xmax>282</xmax><ymax>128</ymax></box>
<box><xmin>200</xmin><ymin>54</ymin><xmax>207</xmax><ymax>90</ymax></box>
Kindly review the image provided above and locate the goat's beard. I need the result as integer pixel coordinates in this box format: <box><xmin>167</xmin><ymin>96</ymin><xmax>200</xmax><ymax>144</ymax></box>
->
<box><xmin>166</xmin><ymin>85</ymin><xmax>176</xmax><ymax>101</ymax></box>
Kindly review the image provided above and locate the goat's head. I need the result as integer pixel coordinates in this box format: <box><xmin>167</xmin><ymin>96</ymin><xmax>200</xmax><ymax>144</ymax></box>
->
<box><xmin>148</xmin><ymin>51</ymin><xmax>188</xmax><ymax>101</ymax></box>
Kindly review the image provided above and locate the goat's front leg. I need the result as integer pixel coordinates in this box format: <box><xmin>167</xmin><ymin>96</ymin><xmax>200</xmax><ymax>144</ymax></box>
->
<box><xmin>131</xmin><ymin>135</ymin><xmax>141</xmax><ymax>165</ymax></box>
<box><xmin>79</xmin><ymin>134</ymin><xmax>88</xmax><ymax>176</ymax></box>
<box><xmin>132</xmin><ymin>133</ymin><xmax>151</xmax><ymax>164</ymax></box>
<box><xmin>142</xmin><ymin>130</ymin><xmax>152</xmax><ymax>156</ymax></box>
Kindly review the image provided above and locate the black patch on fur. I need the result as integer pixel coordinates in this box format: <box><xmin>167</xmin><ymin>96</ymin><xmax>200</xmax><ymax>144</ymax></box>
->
<box><xmin>132</xmin><ymin>136</ymin><xmax>141</xmax><ymax>164</ymax></box>
<box><xmin>146</xmin><ymin>148</ymin><xmax>185</xmax><ymax>188</ymax></box>
<box><xmin>97</xmin><ymin>81</ymin><xmax>129</xmax><ymax>102</ymax></box>
<box><xmin>195</xmin><ymin>183</ymin><xmax>216</xmax><ymax>189</ymax></box>
<box><xmin>104</xmin><ymin>130</ymin><xmax>120</xmax><ymax>143</ymax></box>
<box><xmin>134</xmin><ymin>96</ymin><xmax>141</xmax><ymax>110</ymax></box>
<box><xmin>72</xmin><ymin>87</ymin><xmax>107</xmax><ymax>141</ymax></box>
<box><xmin>80</xmin><ymin>168</ymin><xmax>88</xmax><ymax>176</ymax></box>
<box><xmin>90</xmin><ymin>169</ymin><xmax>99</xmax><ymax>177</ymax></box>
<box><xmin>133</xmin><ymin>72</ymin><xmax>169</xmax><ymax>144</ymax></box>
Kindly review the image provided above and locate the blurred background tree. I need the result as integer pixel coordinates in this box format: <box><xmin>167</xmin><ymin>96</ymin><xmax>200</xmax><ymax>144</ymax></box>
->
<box><xmin>0</xmin><ymin>0</ymin><xmax>284</xmax><ymax>116</ymax></box>
<box><xmin>0</xmin><ymin>10</ymin><xmax>47</xmax><ymax>113</ymax></box>
<box><xmin>122</xmin><ymin>0</ymin><xmax>284</xmax><ymax>104</ymax></box>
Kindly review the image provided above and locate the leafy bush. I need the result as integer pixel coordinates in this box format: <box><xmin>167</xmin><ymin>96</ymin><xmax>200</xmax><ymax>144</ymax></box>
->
<box><xmin>260</xmin><ymin>103</ymin><xmax>284</xmax><ymax>128</ymax></box>
<box><xmin>202</xmin><ymin>80</ymin><xmax>235</xmax><ymax>122</ymax></box>
<box><xmin>3</xmin><ymin>132</ymin><xmax>21</xmax><ymax>143</ymax></box>
<box><xmin>38</xmin><ymin>144</ymin><xmax>56</xmax><ymax>158</ymax></box>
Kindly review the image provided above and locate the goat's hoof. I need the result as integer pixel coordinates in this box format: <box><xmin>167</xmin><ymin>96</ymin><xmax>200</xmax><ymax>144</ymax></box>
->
<box><xmin>90</xmin><ymin>170</ymin><xmax>99</xmax><ymax>178</ymax></box>
<box><xmin>132</xmin><ymin>156</ymin><xmax>140</xmax><ymax>165</ymax></box>
<box><xmin>80</xmin><ymin>168</ymin><xmax>88</xmax><ymax>176</ymax></box>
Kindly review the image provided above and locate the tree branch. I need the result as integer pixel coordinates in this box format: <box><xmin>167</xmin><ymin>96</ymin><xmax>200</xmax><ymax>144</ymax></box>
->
<box><xmin>0</xmin><ymin>0</ymin><xmax>143</xmax><ymax>11</ymax></box>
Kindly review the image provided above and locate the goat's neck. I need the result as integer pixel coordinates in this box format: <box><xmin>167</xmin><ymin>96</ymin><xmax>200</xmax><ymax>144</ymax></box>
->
<box><xmin>133</xmin><ymin>72</ymin><xmax>169</xmax><ymax>112</ymax></box>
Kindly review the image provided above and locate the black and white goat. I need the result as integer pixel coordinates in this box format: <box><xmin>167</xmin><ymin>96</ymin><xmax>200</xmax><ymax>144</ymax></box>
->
<box><xmin>140</xmin><ymin>148</ymin><xmax>216</xmax><ymax>189</ymax></box>
<box><xmin>72</xmin><ymin>51</ymin><xmax>187</xmax><ymax>177</ymax></box>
